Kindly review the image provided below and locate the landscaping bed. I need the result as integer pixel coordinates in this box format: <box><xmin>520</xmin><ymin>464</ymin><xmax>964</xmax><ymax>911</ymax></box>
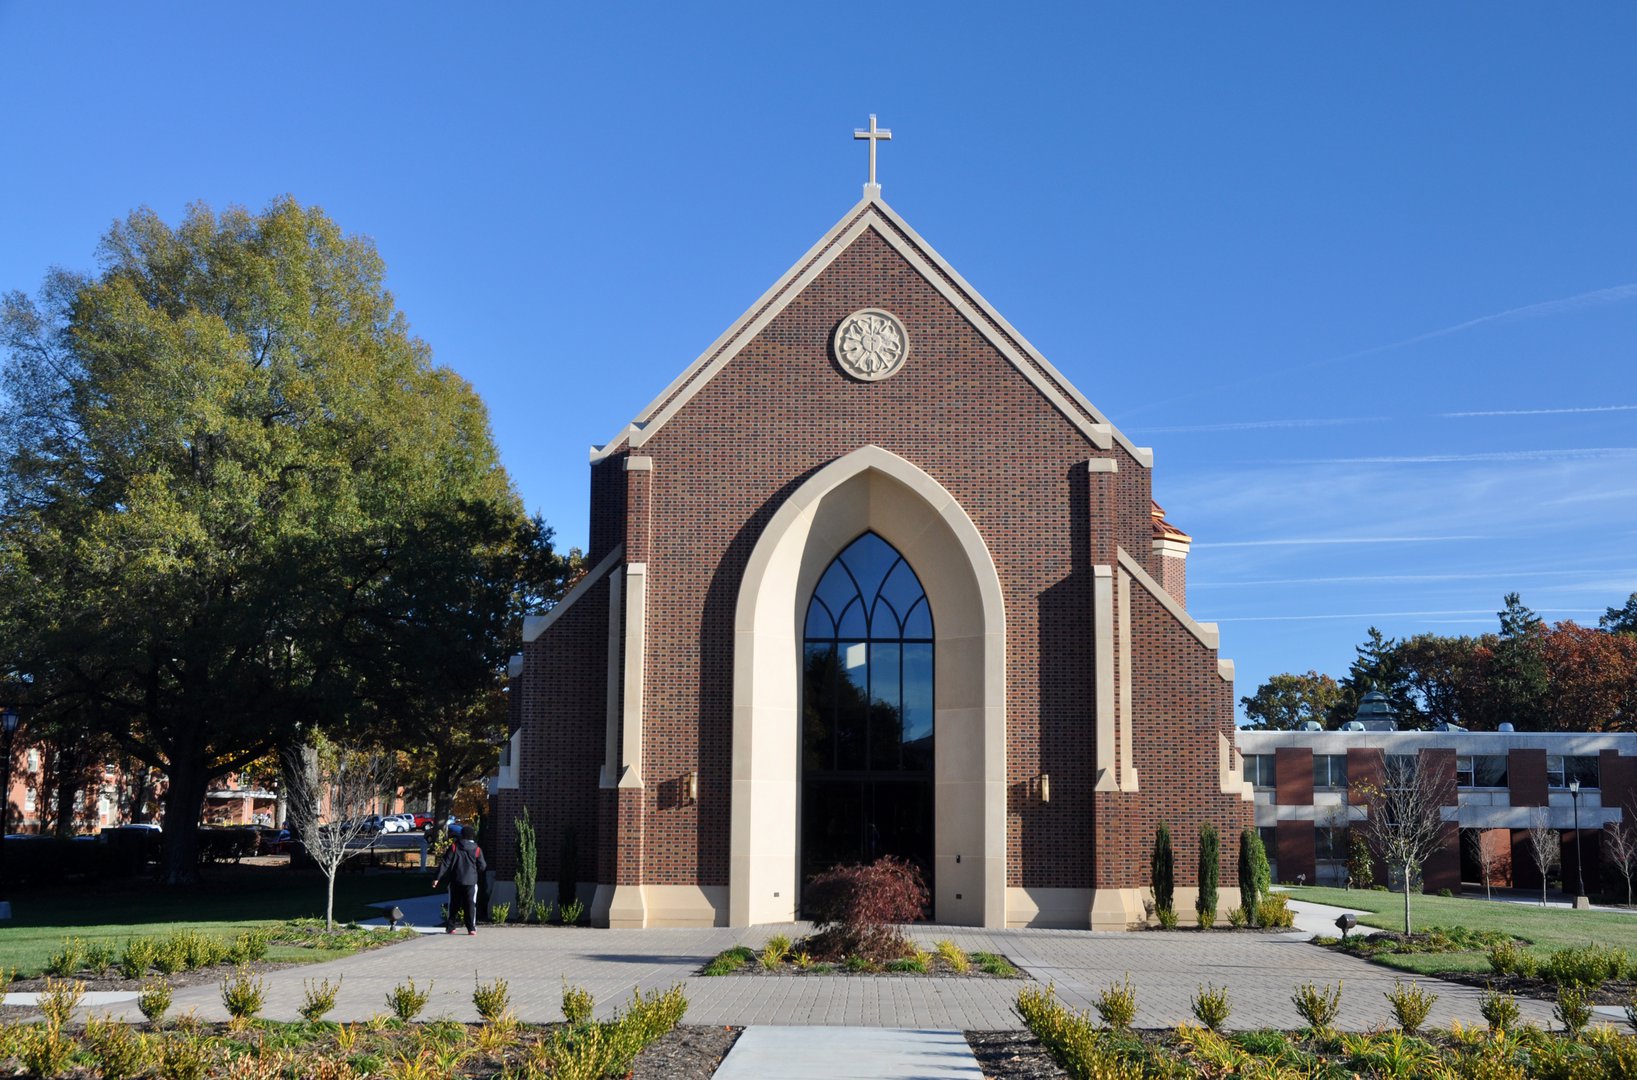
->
<box><xmin>701</xmin><ymin>935</ymin><xmax>1021</xmax><ymax>978</ymax></box>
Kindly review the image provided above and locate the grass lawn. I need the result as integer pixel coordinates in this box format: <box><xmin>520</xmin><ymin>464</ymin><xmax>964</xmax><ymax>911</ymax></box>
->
<box><xmin>0</xmin><ymin>863</ymin><xmax>429</xmax><ymax>977</ymax></box>
<box><xmin>1290</xmin><ymin>885</ymin><xmax>1637</xmax><ymax>975</ymax></box>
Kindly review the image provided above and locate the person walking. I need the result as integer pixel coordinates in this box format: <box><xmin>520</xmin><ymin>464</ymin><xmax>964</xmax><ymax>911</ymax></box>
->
<box><xmin>431</xmin><ymin>823</ymin><xmax>487</xmax><ymax>935</ymax></box>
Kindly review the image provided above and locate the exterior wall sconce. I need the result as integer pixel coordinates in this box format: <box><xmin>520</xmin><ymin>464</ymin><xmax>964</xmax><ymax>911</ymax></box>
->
<box><xmin>686</xmin><ymin>770</ymin><xmax>698</xmax><ymax>805</ymax></box>
<box><xmin>1039</xmin><ymin>773</ymin><xmax>1050</xmax><ymax>803</ymax></box>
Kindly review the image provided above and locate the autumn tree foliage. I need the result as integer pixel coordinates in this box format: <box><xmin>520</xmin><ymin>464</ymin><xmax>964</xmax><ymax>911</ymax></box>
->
<box><xmin>1243</xmin><ymin>593</ymin><xmax>1637</xmax><ymax>733</ymax></box>
<box><xmin>801</xmin><ymin>855</ymin><xmax>929</xmax><ymax>961</ymax></box>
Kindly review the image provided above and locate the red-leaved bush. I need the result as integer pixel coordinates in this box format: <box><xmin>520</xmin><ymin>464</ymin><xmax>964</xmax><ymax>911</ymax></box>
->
<box><xmin>801</xmin><ymin>856</ymin><xmax>929</xmax><ymax>961</ymax></box>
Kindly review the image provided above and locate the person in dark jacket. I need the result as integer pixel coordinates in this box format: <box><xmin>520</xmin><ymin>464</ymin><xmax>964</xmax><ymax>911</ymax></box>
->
<box><xmin>432</xmin><ymin>824</ymin><xmax>488</xmax><ymax>935</ymax></box>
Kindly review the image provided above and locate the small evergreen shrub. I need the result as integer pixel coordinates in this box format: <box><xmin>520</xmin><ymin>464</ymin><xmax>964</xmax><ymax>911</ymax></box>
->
<box><xmin>119</xmin><ymin>937</ymin><xmax>157</xmax><ymax>980</ymax></box>
<box><xmin>139</xmin><ymin>976</ymin><xmax>173</xmax><ymax>1024</ymax></box>
<box><xmin>562</xmin><ymin>982</ymin><xmax>594</xmax><ymax>1025</ymax></box>
<box><xmin>1191</xmin><ymin>982</ymin><xmax>1231</xmax><ymax>1032</ymax></box>
<box><xmin>1544</xmin><ymin>943</ymin><xmax>1628</xmax><ymax>988</ymax></box>
<box><xmin>1481</xmin><ymin>985</ymin><xmax>1520</xmax><ymax>1033</ymax></box>
<box><xmin>474</xmin><ymin>976</ymin><xmax>512</xmax><ymax>1024</ymax></box>
<box><xmin>20</xmin><ymin>1025</ymin><xmax>76</xmax><ymax>1079</ymax></box>
<box><xmin>38</xmin><ymin>977</ymin><xmax>85</xmax><ymax>1028</ymax></box>
<box><xmin>385</xmin><ymin>977</ymin><xmax>432</xmax><ymax>1022</ymax></box>
<box><xmin>559</xmin><ymin>897</ymin><xmax>586</xmax><ymax>925</ymax></box>
<box><xmin>301</xmin><ymin>976</ymin><xmax>343</xmax><ymax>1023</ymax></box>
<box><xmin>1092</xmin><ymin>974</ymin><xmax>1137</xmax><ymax>1030</ymax></box>
<box><xmin>489</xmin><ymin>902</ymin><xmax>510</xmax><ymax>924</ymax></box>
<box><xmin>1291</xmin><ymin>981</ymin><xmax>1342</xmax><ymax>1033</ymax></box>
<box><xmin>1348</xmin><ymin>833</ymin><xmax>1374</xmax><ymax>889</ymax></box>
<box><xmin>1157</xmin><ymin>907</ymin><xmax>1179</xmax><ymax>930</ymax></box>
<box><xmin>760</xmin><ymin>933</ymin><xmax>792</xmax><ymax>970</ymax></box>
<box><xmin>1197</xmin><ymin>824</ymin><xmax>1220</xmax><ymax>927</ymax></box>
<box><xmin>1226</xmin><ymin>907</ymin><xmax>1247</xmax><ymax>929</ymax></box>
<box><xmin>220</xmin><ymin>965</ymin><xmax>267</xmax><ymax>1025</ymax></box>
<box><xmin>1556</xmin><ymin>985</ymin><xmax>1593</xmax><ymax>1036</ymax></box>
<box><xmin>1239</xmin><ymin>828</ymin><xmax>1270</xmax><ymax>926</ymax></box>
<box><xmin>1255</xmin><ymin>894</ymin><xmax>1294</xmax><ymax>929</ymax></box>
<box><xmin>85</xmin><ymin>938</ymin><xmax>118</xmax><ymax>977</ymax></box>
<box><xmin>514</xmin><ymin>806</ymin><xmax>538</xmax><ymax>923</ymax></box>
<box><xmin>45</xmin><ymin>936</ymin><xmax>85</xmax><ymax>977</ymax></box>
<box><xmin>1151</xmin><ymin>823</ymin><xmax>1175</xmax><ymax>923</ymax></box>
<box><xmin>84</xmin><ymin>1015</ymin><xmax>149</xmax><ymax>1079</ymax></box>
<box><xmin>1384</xmin><ymin>979</ymin><xmax>1436</xmax><ymax>1034</ymax></box>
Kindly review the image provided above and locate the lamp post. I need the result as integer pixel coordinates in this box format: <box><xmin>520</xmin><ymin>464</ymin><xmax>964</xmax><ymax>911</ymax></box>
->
<box><xmin>1570</xmin><ymin>778</ymin><xmax>1589</xmax><ymax>908</ymax></box>
<box><xmin>0</xmin><ymin>708</ymin><xmax>19</xmax><ymax>919</ymax></box>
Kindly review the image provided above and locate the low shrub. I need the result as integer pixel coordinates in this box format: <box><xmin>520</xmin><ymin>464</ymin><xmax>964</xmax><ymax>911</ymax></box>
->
<box><xmin>1191</xmin><ymin>983</ymin><xmax>1231</xmax><ymax>1032</ymax></box>
<box><xmin>158</xmin><ymin>1031</ymin><xmax>210</xmax><ymax>1080</ymax></box>
<box><xmin>1091</xmin><ymin>974</ymin><xmax>1137</xmax><ymax>1030</ymax></box>
<box><xmin>1156</xmin><ymin>907</ymin><xmax>1179</xmax><ymax>930</ymax></box>
<box><xmin>1291</xmin><ymin>980</ymin><xmax>1342</xmax><ymax>1032</ymax></box>
<box><xmin>1015</xmin><ymin>984</ymin><xmax>1128</xmax><ymax>1076</ymax></box>
<box><xmin>1480</xmin><ymin>985</ymin><xmax>1520</xmax><ymax>1033</ymax></box>
<box><xmin>385</xmin><ymin>977</ymin><xmax>432</xmax><ymax>1022</ymax></box>
<box><xmin>301</xmin><ymin>976</ymin><xmax>343</xmax><ymax>1023</ymax></box>
<box><xmin>84</xmin><ymin>1014</ymin><xmax>150</xmax><ymax>1079</ymax></box>
<box><xmin>227</xmin><ymin>928</ymin><xmax>271</xmax><ymax>965</ymax></box>
<box><xmin>1226</xmin><ymin>906</ymin><xmax>1247</xmax><ymax>929</ymax></box>
<box><xmin>1255</xmin><ymin>894</ymin><xmax>1294</xmax><ymax>929</ymax></box>
<box><xmin>38</xmin><ymin>976</ymin><xmax>85</xmax><ymax>1028</ymax></box>
<box><xmin>20</xmin><ymin>1025</ymin><xmax>76</xmax><ymax>1078</ymax></box>
<box><xmin>1544</xmin><ymin>943</ymin><xmax>1628</xmax><ymax>988</ymax></box>
<box><xmin>972</xmin><ymin>951</ymin><xmax>1018</xmax><ymax>977</ymax></box>
<box><xmin>701</xmin><ymin>945</ymin><xmax>754</xmax><ymax>976</ymax></box>
<box><xmin>153</xmin><ymin>935</ymin><xmax>189</xmax><ymax>975</ymax></box>
<box><xmin>888</xmin><ymin>949</ymin><xmax>930</xmax><ymax>973</ymax></box>
<box><xmin>488</xmin><ymin>902</ymin><xmax>510</xmax><ymax>924</ymax></box>
<box><xmin>560</xmin><ymin>897</ymin><xmax>586</xmax><ymax>925</ymax></box>
<box><xmin>139</xmin><ymin>976</ymin><xmax>173</xmax><ymax>1024</ymax></box>
<box><xmin>1384</xmin><ymin>979</ymin><xmax>1436</xmax><ymax>1035</ymax></box>
<box><xmin>760</xmin><ymin>933</ymin><xmax>792</xmax><ymax>970</ymax></box>
<box><xmin>86</xmin><ymin>938</ymin><xmax>118</xmax><ymax>977</ymax></box>
<box><xmin>220</xmin><ymin>965</ymin><xmax>267</xmax><ymax>1025</ymax></box>
<box><xmin>45</xmin><ymin>936</ymin><xmax>85</xmax><ymax>977</ymax></box>
<box><xmin>800</xmin><ymin>855</ymin><xmax>928</xmax><ymax>962</ymax></box>
<box><xmin>474</xmin><ymin>976</ymin><xmax>511</xmax><ymax>1024</ymax></box>
<box><xmin>935</xmin><ymin>940</ymin><xmax>971</xmax><ymax>973</ymax></box>
<box><xmin>1487</xmin><ymin>938</ymin><xmax>1539</xmax><ymax>979</ymax></box>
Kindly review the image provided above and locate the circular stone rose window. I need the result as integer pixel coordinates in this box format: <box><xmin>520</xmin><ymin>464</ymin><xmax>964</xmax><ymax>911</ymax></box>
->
<box><xmin>833</xmin><ymin>309</ymin><xmax>909</xmax><ymax>382</ymax></box>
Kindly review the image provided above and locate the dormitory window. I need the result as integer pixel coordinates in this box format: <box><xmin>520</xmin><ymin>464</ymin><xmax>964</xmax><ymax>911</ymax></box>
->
<box><xmin>1548</xmin><ymin>755</ymin><xmax>1598</xmax><ymax>789</ymax></box>
<box><xmin>1457</xmin><ymin>756</ymin><xmax>1509</xmax><ymax>788</ymax></box>
<box><xmin>1313</xmin><ymin>755</ymin><xmax>1347</xmax><ymax>790</ymax></box>
<box><xmin>1247</xmin><ymin>755</ymin><xmax>1277</xmax><ymax>789</ymax></box>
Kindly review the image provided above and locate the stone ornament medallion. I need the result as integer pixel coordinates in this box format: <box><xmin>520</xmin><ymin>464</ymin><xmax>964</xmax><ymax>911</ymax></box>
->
<box><xmin>833</xmin><ymin>308</ymin><xmax>909</xmax><ymax>381</ymax></box>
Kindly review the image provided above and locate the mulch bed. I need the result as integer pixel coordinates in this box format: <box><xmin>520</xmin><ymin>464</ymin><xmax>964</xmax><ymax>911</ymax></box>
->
<box><xmin>9</xmin><ymin>956</ymin><xmax>292</xmax><ymax>995</ymax></box>
<box><xmin>965</xmin><ymin>1030</ymin><xmax>1070</xmax><ymax>1079</ymax></box>
<box><xmin>1431</xmin><ymin>970</ymin><xmax>1637</xmax><ymax>1006</ymax></box>
<box><xmin>630</xmin><ymin>1024</ymin><xmax>741</xmax><ymax>1079</ymax></box>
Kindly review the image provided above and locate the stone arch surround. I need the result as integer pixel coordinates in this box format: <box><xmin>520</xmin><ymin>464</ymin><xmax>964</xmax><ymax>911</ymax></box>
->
<box><xmin>730</xmin><ymin>445</ymin><xmax>1007</xmax><ymax>927</ymax></box>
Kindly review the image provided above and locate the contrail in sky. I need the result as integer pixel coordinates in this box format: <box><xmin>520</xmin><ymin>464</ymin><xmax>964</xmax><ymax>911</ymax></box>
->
<box><xmin>1129</xmin><ymin>417</ymin><xmax>1382</xmax><ymax>434</ymax></box>
<box><xmin>1195</xmin><ymin>536</ymin><xmax>1485</xmax><ymax>549</ymax></box>
<box><xmin>1307</xmin><ymin>447</ymin><xmax>1637</xmax><ymax>465</ymax></box>
<box><xmin>1210</xmin><ymin>608</ymin><xmax>1604</xmax><ymax>623</ymax></box>
<box><xmin>1443</xmin><ymin>404</ymin><xmax>1637</xmax><ymax>418</ymax></box>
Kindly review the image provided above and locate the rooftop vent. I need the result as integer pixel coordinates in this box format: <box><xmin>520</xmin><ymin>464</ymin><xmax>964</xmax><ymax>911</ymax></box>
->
<box><xmin>1498</xmin><ymin>722</ymin><xmax>1515</xmax><ymax>733</ymax></box>
<box><xmin>1341</xmin><ymin>721</ymin><xmax>1365</xmax><ymax>732</ymax></box>
<box><xmin>1299</xmin><ymin>720</ymin><xmax>1323</xmax><ymax>732</ymax></box>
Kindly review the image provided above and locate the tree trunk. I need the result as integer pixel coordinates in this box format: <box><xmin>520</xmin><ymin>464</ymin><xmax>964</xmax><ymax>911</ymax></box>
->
<box><xmin>325</xmin><ymin>867</ymin><xmax>337</xmax><ymax>929</ymax></box>
<box><xmin>53</xmin><ymin>748</ymin><xmax>78</xmax><ymax>839</ymax></box>
<box><xmin>1402</xmin><ymin>863</ymin><xmax>1413</xmax><ymax>935</ymax></box>
<box><xmin>160</xmin><ymin>764</ymin><xmax>209</xmax><ymax>885</ymax></box>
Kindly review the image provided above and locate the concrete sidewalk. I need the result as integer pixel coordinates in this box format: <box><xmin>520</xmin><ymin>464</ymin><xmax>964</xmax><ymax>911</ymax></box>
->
<box><xmin>65</xmin><ymin>921</ymin><xmax>1551</xmax><ymax>1032</ymax></box>
<box><xmin>714</xmin><ymin>1027</ymin><xmax>983</xmax><ymax>1079</ymax></box>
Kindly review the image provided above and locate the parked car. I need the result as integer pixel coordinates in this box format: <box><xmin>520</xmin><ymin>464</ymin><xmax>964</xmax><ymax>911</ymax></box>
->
<box><xmin>410</xmin><ymin>813</ymin><xmax>434</xmax><ymax>830</ymax></box>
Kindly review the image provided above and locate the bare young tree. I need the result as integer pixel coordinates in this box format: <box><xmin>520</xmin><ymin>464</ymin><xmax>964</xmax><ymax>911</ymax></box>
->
<box><xmin>1356</xmin><ymin>753</ymin><xmax>1456</xmax><ymax>935</ymax></box>
<box><xmin>1466</xmin><ymin>829</ymin><xmax>1496</xmax><ymax>901</ymax></box>
<box><xmin>285</xmin><ymin>746</ymin><xmax>393</xmax><ymax>928</ymax></box>
<box><xmin>1526</xmin><ymin>806</ymin><xmax>1561</xmax><ymax>908</ymax></box>
<box><xmin>1605</xmin><ymin>800</ymin><xmax>1637</xmax><ymax>908</ymax></box>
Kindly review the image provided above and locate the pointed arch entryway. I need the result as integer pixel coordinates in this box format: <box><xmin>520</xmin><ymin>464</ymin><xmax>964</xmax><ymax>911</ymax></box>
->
<box><xmin>730</xmin><ymin>445</ymin><xmax>1006</xmax><ymax>927</ymax></box>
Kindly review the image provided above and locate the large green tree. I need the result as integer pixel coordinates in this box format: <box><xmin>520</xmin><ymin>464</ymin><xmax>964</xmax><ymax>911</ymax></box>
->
<box><xmin>1488</xmin><ymin>593</ymin><xmax>1549</xmax><ymax>729</ymax></box>
<box><xmin>0</xmin><ymin>198</ymin><xmax>524</xmax><ymax>881</ymax></box>
<box><xmin>1239</xmin><ymin>670</ymin><xmax>1343</xmax><ymax>730</ymax></box>
<box><xmin>1604</xmin><ymin>593</ymin><xmax>1637</xmax><ymax>636</ymax></box>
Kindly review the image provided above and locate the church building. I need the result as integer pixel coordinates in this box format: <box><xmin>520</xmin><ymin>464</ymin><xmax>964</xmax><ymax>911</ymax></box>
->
<box><xmin>491</xmin><ymin>123</ymin><xmax>1255</xmax><ymax>929</ymax></box>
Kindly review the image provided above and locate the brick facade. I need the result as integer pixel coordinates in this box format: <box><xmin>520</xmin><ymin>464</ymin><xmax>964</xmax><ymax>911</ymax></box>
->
<box><xmin>507</xmin><ymin>196</ymin><xmax>1251</xmax><ymax>926</ymax></box>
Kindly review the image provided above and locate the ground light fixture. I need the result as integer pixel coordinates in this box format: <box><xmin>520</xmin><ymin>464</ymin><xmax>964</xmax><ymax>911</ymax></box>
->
<box><xmin>1335</xmin><ymin>912</ymin><xmax>1357</xmax><ymax>941</ymax></box>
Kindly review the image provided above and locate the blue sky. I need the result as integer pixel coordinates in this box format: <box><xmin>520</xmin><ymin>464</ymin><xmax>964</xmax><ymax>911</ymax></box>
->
<box><xmin>2</xmin><ymin>3</ymin><xmax>1633</xmax><ymax>717</ymax></box>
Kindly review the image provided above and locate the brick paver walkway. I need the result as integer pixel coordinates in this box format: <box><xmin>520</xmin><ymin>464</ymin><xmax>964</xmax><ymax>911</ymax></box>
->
<box><xmin>88</xmin><ymin>923</ymin><xmax>1552</xmax><ymax>1031</ymax></box>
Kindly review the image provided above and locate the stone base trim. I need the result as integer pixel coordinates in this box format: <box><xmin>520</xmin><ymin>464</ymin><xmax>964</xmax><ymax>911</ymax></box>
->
<box><xmin>1005</xmin><ymin>886</ymin><xmax>1093</xmax><ymax>929</ymax></box>
<box><xmin>592</xmin><ymin>883</ymin><xmax>728</xmax><ymax>928</ymax></box>
<box><xmin>1089</xmin><ymin>887</ymin><xmax>1148</xmax><ymax>930</ymax></box>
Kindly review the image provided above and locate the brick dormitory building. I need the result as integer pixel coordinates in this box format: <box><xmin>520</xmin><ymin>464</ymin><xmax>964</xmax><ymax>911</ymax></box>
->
<box><xmin>487</xmin><ymin>168</ymin><xmax>1257</xmax><ymax>929</ymax></box>
<box><xmin>1237</xmin><ymin>703</ymin><xmax>1637</xmax><ymax>898</ymax></box>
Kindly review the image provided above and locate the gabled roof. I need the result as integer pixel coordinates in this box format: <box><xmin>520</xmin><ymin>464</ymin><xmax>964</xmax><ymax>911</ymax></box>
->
<box><xmin>590</xmin><ymin>192</ymin><xmax>1154</xmax><ymax>467</ymax></box>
